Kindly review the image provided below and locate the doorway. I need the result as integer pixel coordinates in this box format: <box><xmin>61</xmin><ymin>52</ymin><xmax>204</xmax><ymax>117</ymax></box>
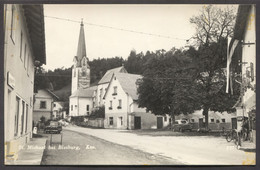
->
<box><xmin>134</xmin><ymin>116</ymin><xmax>141</xmax><ymax>129</ymax></box>
<box><xmin>157</xmin><ymin>117</ymin><xmax>163</xmax><ymax>129</ymax></box>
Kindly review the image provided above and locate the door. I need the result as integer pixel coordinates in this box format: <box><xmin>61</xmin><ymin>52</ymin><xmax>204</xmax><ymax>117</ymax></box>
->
<box><xmin>199</xmin><ymin>118</ymin><xmax>204</xmax><ymax>128</ymax></box>
<box><xmin>231</xmin><ymin>118</ymin><xmax>237</xmax><ymax>129</ymax></box>
<box><xmin>157</xmin><ymin>117</ymin><xmax>163</xmax><ymax>129</ymax></box>
<box><xmin>117</xmin><ymin>117</ymin><xmax>123</xmax><ymax>128</ymax></box>
<box><xmin>134</xmin><ymin>116</ymin><xmax>141</xmax><ymax>129</ymax></box>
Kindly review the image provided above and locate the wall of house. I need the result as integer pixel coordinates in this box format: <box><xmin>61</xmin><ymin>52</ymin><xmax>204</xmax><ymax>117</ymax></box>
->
<box><xmin>105</xmin><ymin>76</ymin><xmax>129</xmax><ymax>114</ymax></box>
<box><xmin>128</xmin><ymin>112</ymin><xmax>157</xmax><ymax>130</ymax></box>
<box><xmin>175</xmin><ymin>110</ymin><xmax>235</xmax><ymax>131</ymax></box>
<box><xmin>242</xmin><ymin>5</ymin><xmax>256</xmax><ymax>115</ymax></box>
<box><xmin>69</xmin><ymin>97</ymin><xmax>78</xmax><ymax>116</ymax></box>
<box><xmin>4</xmin><ymin>4</ymin><xmax>36</xmax><ymax>160</ymax></box>
<box><xmin>78</xmin><ymin>97</ymin><xmax>93</xmax><ymax>116</ymax></box>
<box><xmin>96</xmin><ymin>83</ymin><xmax>109</xmax><ymax>107</ymax></box>
<box><xmin>104</xmin><ymin>75</ymin><xmax>130</xmax><ymax>129</ymax></box>
<box><xmin>69</xmin><ymin>97</ymin><xmax>93</xmax><ymax>116</ymax></box>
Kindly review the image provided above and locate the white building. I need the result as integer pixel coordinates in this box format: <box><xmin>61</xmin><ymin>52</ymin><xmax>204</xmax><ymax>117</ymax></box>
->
<box><xmin>232</xmin><ymin>5</ymin><xmax>256</xmax><ymax>143</ymax></box>
<box><xmin>4</xmin><ymin>4</ymin><xmax>46</xmax><ymax>161</ymax></box>
<box><xmin>95</xmin><ymin>66</ymin><xmax>127</xmax><ymax>108</ymax></box>
<box><xmin>33</xmin><ymin>89</ymin><xmax>59</xmax><ymax>122</ymax></box>
<box><xmin>103</xmin><ymin>73</ymin><xmax>165</xmax><ymax>129</ymax></box>
<box><xmin>53</xmin><ymin>101</ymin><xmax>66</xmax><ymax>119</ymax></box>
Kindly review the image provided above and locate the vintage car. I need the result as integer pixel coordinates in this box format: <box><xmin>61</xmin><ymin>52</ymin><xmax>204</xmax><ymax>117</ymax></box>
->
<box><xmin>173</xmin><ymin>119</ymin><xmax>192</xmax><ymax>132</ymax></box>
<box><xmin>44</xmin><ymin>121</ymin><xmax>62</xmax><ymax>134</ymax></box>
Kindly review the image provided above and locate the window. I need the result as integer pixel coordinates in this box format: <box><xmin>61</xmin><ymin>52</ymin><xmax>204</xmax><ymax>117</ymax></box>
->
<box><xmin>86</xmin><ymin>105</ymin><xmax>89</xmax><ymax>111</ymax></box>
<box><xmin>120</xmin><ymin>117</ymin><xmax>123</xmax><ymax>125</ymax></box>
<box><xmin>113</xmin><ymin>86</ymin><xmax>117</xmax><ymax>95</ymax></box>
<box><xmin>10</xmin><ymin>5</ymin><xmax>16</xmax><ymax>43</ymax></box>
<box><xmin>117</xmin><ymin>99</ymin><xmax>122</xmax><ymax>109</ymax></box>
<box><xmin>71</xmin><ymin>105</ymin><xmax>73</xmax><ymax>111</ymax></box>
<box><xmin>40</xmin><ymin>101</ymin><xmax>46</xmax><ymax>109</ymax></box>
<box><xmin>210</xmin><ymin>119</ymin><xmax>214</xmax><ymax>123</ymax></box>
<box><xmin>75</xmin><ymin>105</ymin><xmax>77</xmax><ymax>108</ymax></box>
<box><xmin>164</xmin><ymin>116</ymin><xmax>167</xmax><ymax>122</ymax></box>
<box><xmin>20</xmin><ymin>31</ymin><xmax>23</xmax><ymax>60</ymax></box>
<box><xmin>222</xmin><ymin>119</ymin><xmax>226</xmax><ymax>123</ymax></box>
<box><xmin>216</xmin><ymin>119</ymin><xmax>220</xmax><ymax>123</ymax></box>
<box><xmin>25</xmin><ymin>104</ymin><xmax>28</xmax><ymax>133</ymax></box>
<box><xmin>24</xmin><ymin>44</ymin><xmax>27</xmax><ymax>69</ymax></box>
<box><xmin>109</xmin><ymin>117</ymin><xmax>113</xmax><ymax>125</ymax></box>
<box><xmin>74</xmin><ymin>70</ymin><xmax>76</xmax><ymax>77</ymax></box>
<box><xmin>109</xmin><ymin>101</ymin><xmax>112</xmax><ymax>110</ymax></box>
<box><xmin>21</xmin><ymin>101</ymin><xmax>25</xmax><ymax>135</ymax></box>
<box><xmin>53</xmin><ymin>103</ymin><xmax>56</xmax><ymax>107</ymax></box>
<box><xmin>190</xmin><ymin>119</ymin><xmax>195</xmax><ymax>123</ymax></box>
<box><xmin>15</xmin><ymin>97</ymin><xmax>20</xmax><ymax>136</ymax></box>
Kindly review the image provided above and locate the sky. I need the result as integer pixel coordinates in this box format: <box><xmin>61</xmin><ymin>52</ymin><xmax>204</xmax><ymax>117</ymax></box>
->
<box><xmin>43</xmin><ymin>4</ymin><xmax>237</xmax><ymax>70</ymax></box>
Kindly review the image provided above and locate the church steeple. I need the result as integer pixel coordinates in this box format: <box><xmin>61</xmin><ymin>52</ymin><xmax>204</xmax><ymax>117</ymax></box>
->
<box><xmin>76</xmin><ymin>19</ymin><xmax>87</xmax><ymax>66</ymax></box>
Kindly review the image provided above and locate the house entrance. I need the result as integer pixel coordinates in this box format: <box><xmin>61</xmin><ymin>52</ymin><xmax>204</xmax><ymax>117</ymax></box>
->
<box><xmin>117</xmin><ymin>117</ymin><xmax>123</xmax><ymax>128</ymax></box>
<box><xmin>199</xmin><ymin>118</ymin><xmax>205</xmax><ymax>128</ymax></box>
<box><xmin>157</xmin><ymin>117</ymin><xmax>163</xmax><ymax>129</ymax></box>
<box><xmin>134</xmin><ymin>116</ymin><xmax>141</xmax><ymax>129</ymax></box>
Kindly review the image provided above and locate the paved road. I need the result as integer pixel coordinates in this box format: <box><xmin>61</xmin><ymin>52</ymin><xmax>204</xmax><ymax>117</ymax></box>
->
<box><xmin>63</xmin><ymin>126</ymin><xmax>256</xmax><ymax>165</ymax></box>
<box><xmin>41</xmin><ymin>129</ymin><xmax>182</xmax><ymax>165</ymax></box>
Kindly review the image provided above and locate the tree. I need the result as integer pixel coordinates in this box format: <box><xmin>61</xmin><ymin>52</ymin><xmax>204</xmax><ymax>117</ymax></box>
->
<box><xmin>189</xmin><ymin>5</ymin><xmax>239</xmax><ymax>129</ymax></box>
<box><xmin>190</xmin><ymin>5</ymin><xmax>236</xmax><ymax>46</ymax></box>
<box><xmin>137</xmin><ymin>49</ymin><xmax>199</xmax><ymax>127</ymax></box>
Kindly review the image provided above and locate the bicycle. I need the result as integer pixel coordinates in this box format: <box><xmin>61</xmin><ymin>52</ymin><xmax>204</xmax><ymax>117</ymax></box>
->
<box><xmin>226</xmin><ymin>129</ymin><xmax>241</xmax><ymax>149</ymax></box>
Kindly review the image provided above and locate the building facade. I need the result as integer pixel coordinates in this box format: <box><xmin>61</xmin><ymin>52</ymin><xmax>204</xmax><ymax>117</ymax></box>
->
<box><xmin>33</xmin><ymin>89</ymin><xmax>59</xmax><ymax>122</ymax></box>
<box><xmin>175</xmin><ymin>110</ymin><xmax>236</xmax><ymax>131</ymax></box>
<box><xmin>53</xmin><ymin>101</ymin><xmax>66</xmax><ymax>119</ymax></box>
<box><xmin>232</xmin><ymin>5</ymin><xmax>256</xmax><ymax>143</ymax></box>
<box><xmin>103</xmin><ymin>73</ymin><xmax>164</xmax><ymax>129</ymax></box>
<box><xmin>95</xmin><ymin>66</ymin><xmax>128</xmax><ymax>108</ymax></box>
<box><xmin>4</xmin><ymin>4</ymin><xmax>46</xmax><ymax>161</ymax></box>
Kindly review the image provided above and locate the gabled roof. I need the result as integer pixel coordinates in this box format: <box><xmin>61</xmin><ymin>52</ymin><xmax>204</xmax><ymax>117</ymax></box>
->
<box><xmin>98</xmin><ymin>66</ymin><xmax>127</xmax><ymax>85</ymax></box>
<box><xmin>22</xmin><ymin>5</ymin><xmax>46</xmax><ymax>64</ymax></box>
<box><xmin>104</xmin><ymin>73</ymin><xmax>142</xmax><ymax>100</ymax></box>
<box><xmin>35</xmin><ymin>89</ymin><xmax>59</xmax><ymax>100</ymax></box>
<box><xmin>70</xmin><ymin>86</ymin><xmax>97</xmax><ymax>98</ymax></box>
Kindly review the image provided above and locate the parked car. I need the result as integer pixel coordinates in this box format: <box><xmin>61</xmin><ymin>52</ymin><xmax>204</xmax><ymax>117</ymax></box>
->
<box><xmin>44</xmin><ymin>121</ymin><xmax>62</xmax><ymax>134</ymax></box>
<box><xmin>173</xmin><ymin>119</ymin><xmax>192</xmax><ymax>132</ymax></box>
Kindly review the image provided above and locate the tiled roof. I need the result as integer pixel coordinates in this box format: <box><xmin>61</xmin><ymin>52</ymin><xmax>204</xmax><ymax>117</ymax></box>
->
<box><xmin>114</xmin><ymin>73</ymin><xmax>142</xmax><ymax>100</ymax></box>
<box><xmin>98</xmin><ymin>66</ymin><xmax>127</xmax><ymax>84</ymax></box>
<box><xmin>70</xmin><ymin>86</ymin><xmax>97</xmax><ymax>98</ymax></box>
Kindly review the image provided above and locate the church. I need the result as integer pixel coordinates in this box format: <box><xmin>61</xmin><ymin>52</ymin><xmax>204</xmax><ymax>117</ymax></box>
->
<box><xmin>69</xmin><ymin>21</ymin><xmax>127</xmax><ymax>117</ymax></box>
<box><xmin>69</xmin><ymin>21</ymin><xmax>95</xmax><ymax>116</ymax></box>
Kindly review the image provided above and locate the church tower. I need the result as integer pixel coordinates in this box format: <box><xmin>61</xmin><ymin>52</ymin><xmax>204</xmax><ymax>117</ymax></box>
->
<box><xmin>71</xmin><ymin>20</ymin><xmax>90</xmax><ymax>94</ymax></box>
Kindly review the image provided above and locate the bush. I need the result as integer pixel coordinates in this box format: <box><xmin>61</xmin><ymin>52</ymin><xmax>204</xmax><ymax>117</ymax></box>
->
<box><xmin>90</xmin><ymin>106</ymin><xmax>105</xmax><ymax>118</ymax></box>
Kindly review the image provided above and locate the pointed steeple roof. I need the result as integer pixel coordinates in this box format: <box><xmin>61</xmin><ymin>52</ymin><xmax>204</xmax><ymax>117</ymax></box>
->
<box><xmin>76</xmin><ymin>19</ymin><xmax>87</xmax><ymax>66</ymax></box>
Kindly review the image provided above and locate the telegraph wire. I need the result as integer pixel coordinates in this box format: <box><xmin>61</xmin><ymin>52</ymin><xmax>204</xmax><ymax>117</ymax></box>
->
<box><xmin>44</xmin><ymin>15</ymin><xmax>187</xmax><ymax>41</ymax></box>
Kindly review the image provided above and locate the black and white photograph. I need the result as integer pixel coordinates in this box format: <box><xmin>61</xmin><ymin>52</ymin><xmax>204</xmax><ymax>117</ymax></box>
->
<box><xmin>3</xmin><ymin>3</ymin><xmax>256</xmax><ymax>165</ymax></box>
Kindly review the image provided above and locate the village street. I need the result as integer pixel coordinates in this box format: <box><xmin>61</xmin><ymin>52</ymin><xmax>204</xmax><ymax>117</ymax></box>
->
<box><xmin>41</xmin><ymin>129</ymin><xmax>181</xmax><ymax>165</ymax></box>
<box><xmin>47</xmin><ymin>125</ymin><xmax>255</xmax><ymax>165</ymax></box>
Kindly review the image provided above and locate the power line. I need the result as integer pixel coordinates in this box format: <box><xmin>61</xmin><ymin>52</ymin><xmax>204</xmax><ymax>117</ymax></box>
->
<box><xmin>44</xmin><ymin>15</ymin><xmax>187</xmax><ymax>41</ymax></box>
